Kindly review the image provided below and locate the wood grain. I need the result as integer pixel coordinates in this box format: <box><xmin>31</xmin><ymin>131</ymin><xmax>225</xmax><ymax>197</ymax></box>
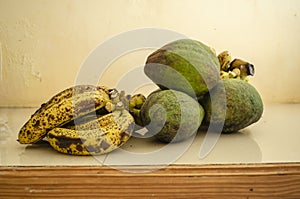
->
<box><xmin>1</xmin><ymin>163</ymin><xmax>300</xmax><ymax>198</ymax></box>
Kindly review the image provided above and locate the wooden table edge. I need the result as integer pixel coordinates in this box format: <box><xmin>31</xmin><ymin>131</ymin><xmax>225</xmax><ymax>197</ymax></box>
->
<box><xmin>1</xmin><ymin>162</ymin><xmax>300</xmax><ymax>198</ymax></box>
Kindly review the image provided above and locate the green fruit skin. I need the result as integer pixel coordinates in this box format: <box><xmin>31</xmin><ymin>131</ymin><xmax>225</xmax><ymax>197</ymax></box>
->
<box><xmin>200</xmin><ymin>79</ymin><xmax>264</xmax><ymax>133</ymax></box>
<box><xmin>141</xmin><ymin>90</ymin><xmax>205</xmax><ymax>143</ymax></box>
<box><xmin>144</xmin><ymin>39</ymin><xmax>220</xmax><ymax>99</ymax></box>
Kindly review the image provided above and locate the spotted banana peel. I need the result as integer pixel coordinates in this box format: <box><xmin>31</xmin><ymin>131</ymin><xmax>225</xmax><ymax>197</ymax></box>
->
<box><xmin>47</xmin><ymin>110</ymin><xmax>134</xmax><ymax>155</ymax></box>
<box><xmin>18</xmin><ymin>85</ymin><xmax>135</xmax><ymax>155</ymax></box>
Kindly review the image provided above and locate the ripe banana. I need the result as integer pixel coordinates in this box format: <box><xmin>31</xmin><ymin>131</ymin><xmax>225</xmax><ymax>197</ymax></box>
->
<box><xmin>47</xmin><ymin>110</ymin><xmax>134</xmax><ymax>155</ymax></box>
<box><xmin>18</xmin><ymin>85</ymin><xmax>113</xmax><ymax>144</ymax></box>
<box><xmin>18</xmin><ymin>84</ymin><xmax>137</xmax><ymax>155</ymax></box>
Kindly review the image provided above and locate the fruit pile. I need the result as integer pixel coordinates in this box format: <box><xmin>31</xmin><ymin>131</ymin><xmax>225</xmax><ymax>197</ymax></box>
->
<box><xmin>18</xmin><ymin>39</ymin><xmax>263</xmax><ymax>155</ymax></box>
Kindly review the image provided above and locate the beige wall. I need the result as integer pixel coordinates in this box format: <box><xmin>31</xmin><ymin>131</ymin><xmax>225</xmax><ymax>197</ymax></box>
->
<box><xmin>0</xmin><ymin>0</ymin><xmax>300</xmax><ymax>107</ymax></box>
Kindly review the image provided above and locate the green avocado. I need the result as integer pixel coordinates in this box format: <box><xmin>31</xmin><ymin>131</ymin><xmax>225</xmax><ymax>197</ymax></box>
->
<box><xmin>140</xmin><ymin>90</ymin><xmax>205</xmax><ymax>143</ymax></box>
<box><xmin>200</xmin><ymin>79</ymin><xmax>264</xmax><ymax>133</ymax></box>
<box><xmin>144</xmin><ymin>39</ymin><xmax>220</xmax><ymax>98</ymax></box>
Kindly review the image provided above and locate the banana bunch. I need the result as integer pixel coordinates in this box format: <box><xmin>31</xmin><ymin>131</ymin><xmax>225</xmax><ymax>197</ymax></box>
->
<box><xmin>218</xmin><ymin>51</ymin><xmax>255</xmax><ymax>81</ymax></box>
<box><xmin>18</xmin><ymin>85</ymin><xmax>135</xmax><ymax>155</ymax></box>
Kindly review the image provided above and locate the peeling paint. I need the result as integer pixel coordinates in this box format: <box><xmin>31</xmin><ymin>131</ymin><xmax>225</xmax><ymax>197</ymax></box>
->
<box><xmin>0</xmin><ymin>17</ymin><xmax>42</xmax><ymax>86</ymax></box>
<box><xmin>14</xmin><ymin>18</ymin><xmax>37</xmax><ymax>39</ymax></box>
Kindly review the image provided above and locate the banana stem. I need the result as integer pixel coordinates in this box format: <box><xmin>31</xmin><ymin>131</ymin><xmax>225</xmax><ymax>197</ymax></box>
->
<box><xmin>128</xmin><ymin>94</ymin><xmax>146</xmax><ymax>127</ymax></box>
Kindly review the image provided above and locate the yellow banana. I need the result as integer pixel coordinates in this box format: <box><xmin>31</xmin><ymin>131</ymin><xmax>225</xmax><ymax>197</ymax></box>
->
<box><xmin>18</xmin><ymin>85</ymin><xmax>137</xmax><ymax>156</ymax></box>
<box><xmin>18</xmin><ymin>85</ymin><xmax>113</xmax><ymax>144</ymax></box>
<box><xmin>47</xmin><ymin>110</ymin><xmax>134</xmax><ymax>155</ymax></box>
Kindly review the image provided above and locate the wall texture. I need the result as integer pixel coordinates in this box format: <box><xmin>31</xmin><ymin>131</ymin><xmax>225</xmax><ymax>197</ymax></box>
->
<box><xmin>0</xmin><ymin>0</ymin><xmax>300</xmax><ymax>107</ymax></box>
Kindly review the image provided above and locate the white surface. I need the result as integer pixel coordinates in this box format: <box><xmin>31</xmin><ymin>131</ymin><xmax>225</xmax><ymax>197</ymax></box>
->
<box><xmin>0</xmin><ymin>103</ymin><xmax>300</xmax><ymax>167</ymax></box>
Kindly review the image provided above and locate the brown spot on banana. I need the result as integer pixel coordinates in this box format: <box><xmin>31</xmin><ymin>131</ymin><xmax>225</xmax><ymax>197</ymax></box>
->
<box><xmin>47</xmin><ymin>110</ymin><xmax>134</xmax><ymax>155</ymax></box>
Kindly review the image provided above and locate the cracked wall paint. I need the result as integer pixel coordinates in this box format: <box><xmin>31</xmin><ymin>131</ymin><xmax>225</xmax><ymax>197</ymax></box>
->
<box><xmin>0</xmin><ymin>0</ymin><xmax>300</xmax><ymax>107</ymax></box>
<box><xmin>0</xmin><ymin>16</ymin><xmax>44</xmax><ymax>106</ymax></box>
<box><xmin>5</xmin><ymin>47</ymin><xmax>41</xmax><ymax>86</ymax></box>
<box><xmin>0</xmin><ymin>17</ymin><xmax>41</xmax><ymax>84</ymax></box>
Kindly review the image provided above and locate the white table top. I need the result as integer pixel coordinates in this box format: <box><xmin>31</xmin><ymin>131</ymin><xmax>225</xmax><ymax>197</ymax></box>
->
<box><xmin>0</xmin><ymin>103</ymin><xmax>299</xmax><ymax>167</ymax></box>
